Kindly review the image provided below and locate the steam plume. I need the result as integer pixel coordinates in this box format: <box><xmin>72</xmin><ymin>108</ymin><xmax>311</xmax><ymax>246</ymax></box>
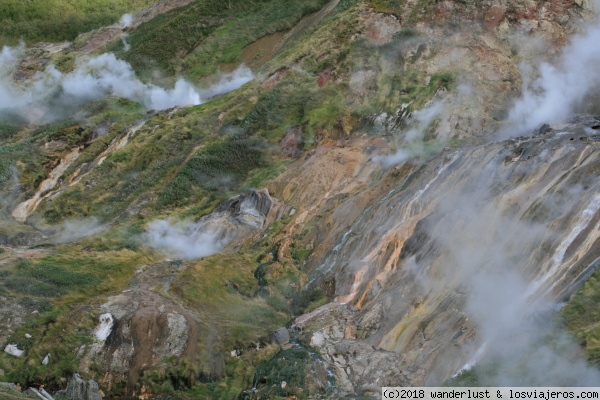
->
<box><xmin>421</xmin><ymin>168</ymin><xmax>600</xmax><ymax>384</ymax></box>
<box><xmin>374</xmin><ymin>101</ymin><xmax>448</xmax><ymax>167</ymax></box>
<box><xmin>120</xmin><ymin>14</ymin><xmax>133</xmax><ymax>29</ymax></box>
<box><xmin>56</xmin><ymin>217</ymin><xmax>103</xmax><ymax>243</ymax></box>
<box><xmin>0</xmin><ymin>47</ymin><xmax>254</xmax><ymax>122</ymax></box>
<box><xmin>144</xmin><ymin>219</ymin><xmax>227</xmax><ymax>260</ymax></box>
<box><xmin>503</xmin><ymin>10</ymin><xmax>600</xmax><ymax>136</ymax></box>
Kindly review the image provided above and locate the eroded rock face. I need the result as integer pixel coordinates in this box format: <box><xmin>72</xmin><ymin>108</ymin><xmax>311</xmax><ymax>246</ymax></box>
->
<box><xmin>197</xmin><ymin>188</ymin><xmax>283</xmax><ymax>241</ymax></box>
<box><xmin>293</xmin><ymin>117</ymin><xmax>600</xmax><ymax>394</ymax></box>
<box><xmin>79</xmin><ymin>262</ymin><xmax>199</xmax><ymax>393</ymax></box>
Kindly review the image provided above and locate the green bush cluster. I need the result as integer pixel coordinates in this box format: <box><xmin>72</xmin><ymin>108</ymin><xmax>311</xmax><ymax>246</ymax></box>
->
<box><xmin>0</xmin><ymin>158</ymin><xmax>13</xmax><ymax>182</ymax></box>
<box><xmin>0</xmin><ymin>113</ymin><xmax>26</xmax><ymax>142</ymax></box>
<box><xmin>160</xmin><ymin>134</ymin><xmax>267</xmax><ymax>206</ymax></box>
<box><xmin>291</xmin><ymin>287</ymin><xmax>326</xmax><ymax>315</ymax></box>
<box><xmin>559</xmin><ymin>264</ymin><xmax>600</xmax><ymax>365</ymax></box>
<box><xmin>48</xmin><ymin>125</ymin><xmax>92</xmax><ymax>147</ymax></box>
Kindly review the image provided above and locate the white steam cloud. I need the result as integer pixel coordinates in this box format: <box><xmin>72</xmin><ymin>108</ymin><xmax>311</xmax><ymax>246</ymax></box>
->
<box><xmin>0</xmin><ymin>46</ymin><xmax>254</xmax><ymax>122</ymax></box>
<box><xmin>420</xmin><ymin>172</ymin><xmax>600</xmax><ymax>385</ymax></box>
<box><xmin>374</xmin><ymin>101</ymin><xmax>447</xmax><ymax>167</ymax></box>
<box><xmin>120</xmin><ymin>13</ymin><xmax>133</xmax><ymax>29</ymax></box>
<box><xmin>144</xmin><ymin>219</ymin><xmax>228</xmax><ymax>260</ymax></box>
<box><xmin>503</xmin><ymin>11</ymin><xmax>600</xmax><ymax>136</ymax></box>
<box><xmin>55</xmin><ymin>217</ymin><xmax>103</xmax><ymax>243</ymax></box>
<box><xmin>120</xmin><ymin>34</ymin><xmax>131</xmax><ymax>52</ymax></box>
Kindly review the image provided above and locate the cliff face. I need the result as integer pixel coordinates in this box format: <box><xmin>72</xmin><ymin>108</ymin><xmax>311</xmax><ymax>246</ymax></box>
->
<box><xmin>1</xmin><ymin>0</ymin><xmax>600</xmax><ymax>398</ymax></box>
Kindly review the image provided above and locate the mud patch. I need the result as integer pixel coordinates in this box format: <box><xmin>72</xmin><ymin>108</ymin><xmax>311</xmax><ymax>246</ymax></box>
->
<box><xmin>240</xmin><ymin>31</ymin><xmax>287</xmax><ymax>69</ymax></box>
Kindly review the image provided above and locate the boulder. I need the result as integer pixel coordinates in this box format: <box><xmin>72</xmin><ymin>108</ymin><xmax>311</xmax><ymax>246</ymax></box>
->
<box><xmin>4</xmin><ymin>343</ymin><xmax>24</xmax><ymax>358</ymax></box>
<box><xmin>273</xmin><ymin>328</ymin><xmax>290</xmax><ymax>345</ymax></box>
<box><xmin>60</xmin><ymin>374</ymin><xmax>102</xmax><ymax>400</ymax></box>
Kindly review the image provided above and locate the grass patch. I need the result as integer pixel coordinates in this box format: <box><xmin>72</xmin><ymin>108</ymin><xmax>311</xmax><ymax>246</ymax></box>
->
<box><xmin>0</xmin><ymin>0</ymin><xmax>154</xmax><ymax>44</ymax></box>
<box><xmin>560</xmin><ymin>264</ymin><xmax>600</xmax><ymax>365</ymax></box>
<box><xmin>3</xmin><ymin>261</ymin><xmax>99</xmax><ymax>298</ymax></box>
<box><xmin>0</xmin><ymin>239</ymin><xmax>154</xmax><ymax>388</ymax></box>
<box><xmin>159</xmin><ymin>134</ymin><xmax>267</xmax><ymax>207</ymax></box>
<box><xmin>112</xmin><ymin>0</ymin><xmax>329</xmax><ymax>79</ymax></box>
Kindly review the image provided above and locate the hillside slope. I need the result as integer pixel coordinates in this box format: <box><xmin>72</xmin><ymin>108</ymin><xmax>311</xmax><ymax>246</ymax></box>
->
<box><xmin>0</xmin><ymin>0</ymin><xmax>600</xmax><ymax>398</ymax></box>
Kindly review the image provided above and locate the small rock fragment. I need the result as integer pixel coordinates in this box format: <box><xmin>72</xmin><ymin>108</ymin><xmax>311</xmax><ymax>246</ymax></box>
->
<box><xmin>94</xmin><ymin>313</ymin><xmax>114</xmax><ymax>342</ymax></box>
<box><xmin>4</xmin><ymin>344</ymin><xmax>24</xmax><ymax>358</ymax></box>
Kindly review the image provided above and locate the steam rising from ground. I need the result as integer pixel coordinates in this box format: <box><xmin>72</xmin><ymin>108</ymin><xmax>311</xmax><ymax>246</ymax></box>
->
<box><xmin>144</xmin><ymin>219</ymin><xmax>227</xmax><ymax>260</ymax></box>
<box><xmin>120</xmin><ymin>34</ymin><xmax>131</xmax><ymax>52</ymax></box>
<box><xmin>503</xmin><ymin>8</ymin><xmax>600</xmax><ymax>136</ymax></box>
<box><xmin>56</xmin><ymin>217</ymin><xmax>103</xmax><ymax>243</ymax></box>
<box><xmin>0</xmin><ymin>46</ymin><xmax>254</xmax><ymax>122</ymax></box>
<box><xmin>120</xmin><ymin>13</ymin><xmax>133</xmax><ymax>28</ymax></box>
<box><xmin>374</xmin><ymin>101</ymin><xmax>449</xmax><ymax>167</ymax></box>
<box><xmin>418</xmin><ymin>170</ymin><xmax>600</xmax><ymax>384</ymax></box>
<box><xmin>374</xmin><ymin>103</ymin><xmax>443</xmax><ymax>167</ymax></box>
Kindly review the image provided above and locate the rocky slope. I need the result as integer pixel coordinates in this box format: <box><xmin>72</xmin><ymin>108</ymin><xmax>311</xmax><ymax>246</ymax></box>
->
<box><xmin>288</xmin><ymin>117</ymin><xmax>600</xmax><ymax>393</ymax></box>
<box><xmin>1</xmin><ymin>0</ymin><xmax>600</xmax><ymax>399</ymax></box>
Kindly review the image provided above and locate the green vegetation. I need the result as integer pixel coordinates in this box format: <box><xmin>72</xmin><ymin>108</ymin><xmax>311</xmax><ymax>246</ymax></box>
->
<box><xmin>3</xmin><ymin>306</ymin><xmax>94</xmax><ymax>387</ymax></box>
<box><xmin>160</xmin><ymin>134</ymin><xmax>267</xmax><ymax>206</ymax></box>
<box><xmin>0</xmin><ymin>385</ymin><xmax>30</xmax><ymax>400</ymax></box>
<box><xmin>0</xmin><ymin>0</ymin><xmax>462</xmax><ymax>397</ymax></box>
<box><xmin>0</xmin><ymin>113</ymin><xmax>27</xmax><ymax>143</ymax></box>
<box><xmin>3</xmin><ymin>261</ymin><xmax>99</xmax><ymax>298</ymax></box>
<box><xmin>250</xmin><ymin>346</ymin><xmax>335</xmax><ymax>399</ymax></box>
<box><xmin>560</xmin><ymin>264</ymin><xmax>600</xmax><ymax>365</ymax></box>
<box><xmin>0</xmin><ymin>0</ymin><xmax>154</xmax><ymax>44</ymax></box>
<box><xmin>0</xmin><ymin>238</ymin><xmax>156</xmax><ymax>387</ymax></box>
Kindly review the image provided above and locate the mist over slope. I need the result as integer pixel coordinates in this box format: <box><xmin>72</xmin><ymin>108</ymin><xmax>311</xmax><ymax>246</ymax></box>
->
<box><xmin>0</xmin><ymin>46</ymin><xmax>253</xmax><ymax>122</ymax></box>
<box><xmin>503</xmin><ymin>1</ymin><xmax>600</xmax><ymax>136</ymax></box>
<box><xmin>1</xmin><ymin>0</ymin><xmax>600</xmax><ymax>398</ymax></box>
